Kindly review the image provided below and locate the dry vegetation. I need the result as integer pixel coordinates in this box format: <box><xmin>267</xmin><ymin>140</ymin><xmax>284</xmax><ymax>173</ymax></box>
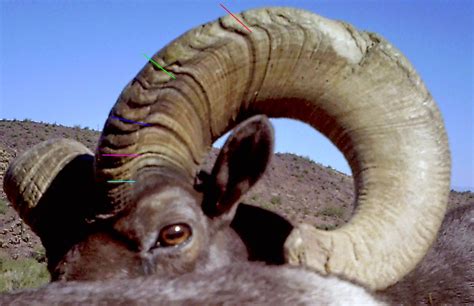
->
<box><xmin>0</xmin><ymin>119</ymin><xmax>472</xmax><ymax>292</ymax></box>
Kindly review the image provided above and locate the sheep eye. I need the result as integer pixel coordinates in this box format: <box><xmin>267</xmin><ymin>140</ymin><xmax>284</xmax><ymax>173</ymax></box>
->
<box><xmin>157</xmin><ymin>223</ymin><xmax>192</xmax><ymax>247</ymax></box>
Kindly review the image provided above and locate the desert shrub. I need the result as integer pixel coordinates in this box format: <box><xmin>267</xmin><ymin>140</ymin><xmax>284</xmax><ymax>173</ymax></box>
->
<box><xmin>319</xmin><ymin>206</ymin><xmax>344</xmax><ymax>218</ymax></box>
<box><xmin>270</xmin><ymin>196</ymin><xmax>281</xmax><ymax>206</ymax></box>
<box><xmin>31</xmin><ymin>246</ymin><xmax>47</xmax><ymax>263</ymax></box>
<box><xmin>0</xmin><ymin>255</ymin><xmax>49</xmax><ymax>292</ymax></box>
<box><xmin>302</xmin><ymin>155</ymin><xmax>316</xmax><ymax>164</ymax></box>
<box><xmin>250</xmin><ymin>195</ymin><xmax>259</xmax><ymax>201</ymax></box>
<box><xmin>0</xmin><ymin>199</ymin><xmax>7</xmax><ymax>215</ymax></box>
<box><xmin>316</xmin><ymin>224</ymin><xmax>338</xmax><ymax>231</ymax></box>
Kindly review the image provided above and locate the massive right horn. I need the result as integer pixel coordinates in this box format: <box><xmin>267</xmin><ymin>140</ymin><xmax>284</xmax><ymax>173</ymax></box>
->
<box><xmin>95</xmin><ymin>7</ymin><xmax>450</xmax><ymax>290</ymax></box>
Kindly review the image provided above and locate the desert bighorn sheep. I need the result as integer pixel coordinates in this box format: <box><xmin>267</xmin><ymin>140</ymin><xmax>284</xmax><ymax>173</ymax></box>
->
<box><xmin>2</xmin><ymin>120</ymin><xmax>471</xmax><ymax>305</ymax></box>
<box><xmin>3</xmin><ymin>6</ymin><xmax>462</xmax><ymax>304</ymax></box>
<box><xmin>2</xmin><ymin>116</ymin><xmax>384</xmax><ymax>305</ymax></box>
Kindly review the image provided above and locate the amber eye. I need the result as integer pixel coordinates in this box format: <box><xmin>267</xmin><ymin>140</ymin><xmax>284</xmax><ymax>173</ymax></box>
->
<box><xmin>157</xmin><ymin>223</ymin><xmax>192</xmax><ymax>247</ymax></box>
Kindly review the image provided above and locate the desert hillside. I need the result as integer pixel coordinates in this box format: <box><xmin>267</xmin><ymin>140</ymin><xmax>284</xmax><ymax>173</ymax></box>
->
<box><xmin>0</xmin><ymin>119</ymin><xmax>472</xmax><ymax>291</ymax></box>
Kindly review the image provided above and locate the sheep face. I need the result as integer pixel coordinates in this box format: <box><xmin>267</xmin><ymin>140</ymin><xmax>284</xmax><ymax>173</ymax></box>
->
<box><xmin>52</xmin><ymin>186</ymin><xmax>205</xmax><ymax>280</ymax></box>
<box><xmin>47</xmin><ymin>115</ymin><xmax>273</xmax><ymax>281</ymax></box>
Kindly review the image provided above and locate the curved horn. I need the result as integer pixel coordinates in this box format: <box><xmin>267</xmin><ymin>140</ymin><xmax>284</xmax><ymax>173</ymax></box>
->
<box><xmin>3</xmin><ymin>139</ymin><xmax>98</xmax><ymax>264</ymax></box>
<box><xmin>95</xmin><ymin>7</ymin><xmax>450</xmax><ymax>289</ymax></box>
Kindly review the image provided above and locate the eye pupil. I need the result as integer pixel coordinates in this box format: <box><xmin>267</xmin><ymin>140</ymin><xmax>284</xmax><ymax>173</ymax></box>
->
<box><xmin>158</xmin><ymin>223</ymin><xmax>192</xmax><ymax>247</ymax></box>
<box><xmin>164</xmin><ymin>225</ymin><xmax>183</xmax><ymax>240</ymax></box>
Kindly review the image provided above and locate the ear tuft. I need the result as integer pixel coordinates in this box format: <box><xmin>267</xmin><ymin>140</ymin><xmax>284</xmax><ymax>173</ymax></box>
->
<box><xmin>201</xmin><ymin>115</ymin><xmax>274</xmax><ymax>218</ymax></box>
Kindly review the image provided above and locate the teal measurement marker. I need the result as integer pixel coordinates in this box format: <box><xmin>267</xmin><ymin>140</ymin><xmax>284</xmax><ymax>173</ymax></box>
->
<box><xmin>143</xmin><ymin>54</ymin><xmax>176</xmax><ymax>79</ymax></box>
<box><xmin>107</xmin><ymin>180</ymin><xmax>136</xmax><ymax>183</ymax></box>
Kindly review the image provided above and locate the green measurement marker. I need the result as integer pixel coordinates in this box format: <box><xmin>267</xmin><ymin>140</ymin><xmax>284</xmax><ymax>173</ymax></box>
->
<box><xmin>107</xmin><ymin>180</ymin><xmax>136</xmax><ymax>183</ymax></box>
<box><xmin>143</xmin><ymin>54</ymin><xmax>176</xmax><ymax>79</ymax></box>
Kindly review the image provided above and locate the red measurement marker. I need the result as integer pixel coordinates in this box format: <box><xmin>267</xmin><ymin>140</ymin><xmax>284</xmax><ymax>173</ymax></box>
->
<box><xmin>219</xmin><ymin>3</ymin><xmax>252</xmax><ymax>33</ymax></box>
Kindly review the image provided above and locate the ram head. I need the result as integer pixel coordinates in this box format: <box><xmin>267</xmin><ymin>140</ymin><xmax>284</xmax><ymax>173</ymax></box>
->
<box><xmin>3</xmin><ymin>7</ymin><xmax>451</xmax><ymax>294</ymax></box>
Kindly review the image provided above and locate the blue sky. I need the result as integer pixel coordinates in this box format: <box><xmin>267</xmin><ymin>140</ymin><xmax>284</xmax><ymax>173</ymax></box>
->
<box><xmin>1</xmin><ymin>0</ymin><xmax>473</xmax><ymax>191</ymax></box>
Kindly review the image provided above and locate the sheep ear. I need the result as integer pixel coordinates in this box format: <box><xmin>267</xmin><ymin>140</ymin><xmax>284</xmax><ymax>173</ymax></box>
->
<box><xmin>201</xmin><ymin>115</ymin><xmax>274</xmax><ymax>218</ymax></box>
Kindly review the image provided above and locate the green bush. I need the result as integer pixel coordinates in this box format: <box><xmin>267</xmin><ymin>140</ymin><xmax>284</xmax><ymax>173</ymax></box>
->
<box><xmin>270</xmin><ymin>196</ymin><xmax>281</xmax><ymax>206</ymax></box>
<box><xmin>316</xmin><ymin>224</ymin><xmax>338</xmax><ymax>231</ymax></box>
<box><xmin>250</xmin><ymin>195</ymin><xmax>259</xmax><ymax>201</ymax></box>
<box><xmin>0</xmin><ymin>199</ymin><xmax>7</xmax><ymax>215</ymax></box>
<box><xmin>319</xmin><ymin>206</ymin><xmax>344</xmax><ymax>218</ymax></box>
<box><xmin>31</xmin><ymin>246</ymin><xmax>47</xmax><ymax>263</ymax></box>
<box><xmin>0</xmin><ymin>256</ymin><xmax>50</xmax><ymax>292</ymax></box>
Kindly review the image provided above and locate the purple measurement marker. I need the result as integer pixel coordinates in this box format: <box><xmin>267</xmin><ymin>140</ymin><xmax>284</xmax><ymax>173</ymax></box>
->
<box><xmin>102</xmin><ymin>154</ymin><xmax>141</xmax><ymax>157</ymax></box>
<box><xmin>111</xmin><ymin>116</ymin><xmax>152</xmax><ymax>127</ymax></box>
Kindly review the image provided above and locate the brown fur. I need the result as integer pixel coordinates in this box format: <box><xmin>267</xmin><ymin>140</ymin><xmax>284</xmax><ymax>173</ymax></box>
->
<box><xmin>381</xmin><ymin>203</ymin><xmax>474</xmax><ymax>304</ymax></box>
<box><xmin>1</xmin><ymin>262</ymin><xmax>382</xmax><ymax>305</ymax></box>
